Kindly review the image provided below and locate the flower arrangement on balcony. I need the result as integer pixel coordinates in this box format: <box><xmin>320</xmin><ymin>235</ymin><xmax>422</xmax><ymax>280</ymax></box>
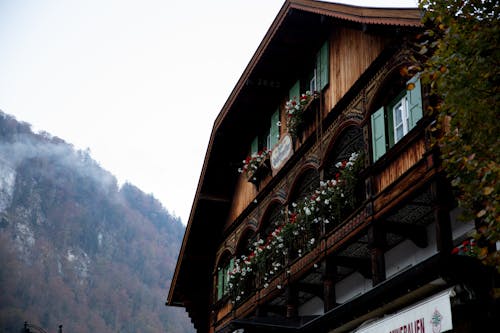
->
<box><xmin>451</xmin><ymin>238</ymin><xmax>486</xmax><ymax>258</ymax></box>
<box><xmin>238</xmin><ymin>148</ymin><xmax>271</xmax><ymax>183</ymax></box>
<box><xmin>285</xmin><ymin>90</ymin><xmax>319</xmax><ymax>138</ymax></box>
<box><xmin>228</xmin><ymin>151</ymin><xmax>363</xmax><ymax>303</ymax></box>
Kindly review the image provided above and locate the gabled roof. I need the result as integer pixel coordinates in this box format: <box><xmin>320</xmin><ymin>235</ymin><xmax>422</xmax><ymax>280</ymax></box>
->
<box><xmin>167</xmin><ymin>1</ymin><xmax>421</xmax><ymax>331</ymax></box>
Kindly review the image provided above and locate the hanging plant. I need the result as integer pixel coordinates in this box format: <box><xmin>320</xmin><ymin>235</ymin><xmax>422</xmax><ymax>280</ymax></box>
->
<box><xmin>228</xmin><ymin>151</ymin><xmax>363</xmax><ymax>301</ymax></box>
<box><xmin>285</xmin><ymin>91</ymin><xmax>319</xmax><ymax>138</ymax></box>
<box><xmin>238</xmin><ymin>148</ymin><xmax>271</xmax><ymax>182</ymax></box>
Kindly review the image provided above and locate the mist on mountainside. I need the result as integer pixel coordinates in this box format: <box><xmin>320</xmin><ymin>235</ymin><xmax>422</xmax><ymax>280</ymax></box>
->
<box><xmin>0</xmin><ymin>111</ymin><xmax>194</xmax><ymax>333</ymax></box>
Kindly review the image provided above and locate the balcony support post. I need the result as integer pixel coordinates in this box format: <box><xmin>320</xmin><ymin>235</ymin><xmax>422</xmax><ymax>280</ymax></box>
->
<box><xmin>323</xmin><ymin>257</ymin><xmax>337</xmax><ymax>312</ymax></box>
<box><xmin>431</xmin><ymin>177</ymin><xmax>453</xmax><ymax>255</ymax></box>
<box><xmin>368</xmin><ymin>223</ymin><xmax>386</xmax><ymax>286</ymax></box>
<box><xmin>286</xmin><ymin>284</ymin><xmax>298</xmax><ymax>318</ymax></box>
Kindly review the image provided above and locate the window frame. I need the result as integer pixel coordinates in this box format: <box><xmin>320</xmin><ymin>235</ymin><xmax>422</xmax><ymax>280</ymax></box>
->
<box><xmin>216</xmin><ymin>257</ymin><xmax>234</xmax><ymax>301</ymax></box>
<box><xmin>389</xmin><ymin>91</ymin><xmax>409</xmax><ymax>145</ymax></box>
<box><xmin>370</xmin><ymin>76</ymin><xmax>423</xmax><ymax>163</ymax></box>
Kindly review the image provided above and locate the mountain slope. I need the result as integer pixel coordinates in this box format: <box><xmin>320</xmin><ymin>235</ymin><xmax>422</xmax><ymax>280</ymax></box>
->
<box><xmin>0</xmin><ymin>111</ymin><xmax>193</xmax><ymax>333</ymax></box>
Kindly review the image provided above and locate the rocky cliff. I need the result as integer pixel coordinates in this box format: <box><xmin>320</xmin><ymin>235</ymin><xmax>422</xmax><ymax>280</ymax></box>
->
<box><xmin>0</xmin><ymin>111</ymin><xmax>193</xmax><ymax>333</ymax></box>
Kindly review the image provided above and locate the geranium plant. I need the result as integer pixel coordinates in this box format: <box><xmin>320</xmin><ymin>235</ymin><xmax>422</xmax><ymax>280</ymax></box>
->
<box><xmin>228</xmin><ymin>151</ymin><xmax>363</xmax><ymax>302</ymax></box>
<box><xmin>238</xmin><ymin>148</ymin><xmax>271</xmax><ymax>181</ymax></box>
<box><xmin>285</xmin><ymin>91</ymin><xmax>319</xmax><ymax>138</ymax></box>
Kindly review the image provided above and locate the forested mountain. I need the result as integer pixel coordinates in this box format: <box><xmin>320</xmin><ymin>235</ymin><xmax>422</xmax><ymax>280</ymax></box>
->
<box><xmin>0</xmin><ymin>111</ymin><xmax>194</xmax><ymax>333</ymax></box>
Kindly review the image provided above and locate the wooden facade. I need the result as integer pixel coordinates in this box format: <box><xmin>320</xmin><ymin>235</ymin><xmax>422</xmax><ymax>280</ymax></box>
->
<box><xmin>167</xmin><ymin>1</ymin><xmax>499</xmax><ymax>333</ymax></box>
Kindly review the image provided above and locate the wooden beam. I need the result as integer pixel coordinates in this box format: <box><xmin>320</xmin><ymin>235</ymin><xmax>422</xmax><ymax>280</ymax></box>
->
<box><xmin>431</xmin><ymin>178</ymin><xmax>453</xmax><ymax>254</ymax></box>
<box><xmin>368</xmin><ymin>225</ymin><xmax>386</xmax><ymax>286</ymax></box>
<box><xmin>199</xmin><ymin>193</ymin><xmax>231</xmax><ymax>203</ymax></box>
<box><xmin>323</xmin><ymin>257</ymin><xmax>337</xmax><ymax>312</ymax></box>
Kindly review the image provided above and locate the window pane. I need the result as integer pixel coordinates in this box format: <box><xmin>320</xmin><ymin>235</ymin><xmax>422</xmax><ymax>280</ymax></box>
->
<box><xmin>395</xmin><ymin>125</ymin><xmax>404</xmax><ymax>142</ymax></box>
<box><xmin>394</xmin><ymin>102</ymin><xmax>403</xmax><ymax>125</ymax></box>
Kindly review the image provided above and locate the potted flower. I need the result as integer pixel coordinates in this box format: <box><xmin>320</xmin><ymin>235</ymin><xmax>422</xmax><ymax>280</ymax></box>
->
<box><xmin>238</xmin><ymin>148</ymin><xmax>271</xmax><ymax>184</ymax></box>
<box><xmin>229</xmin><ymin>151</ymin><xmax>364</xmax><ymax>302</ymax></box>
<box><xmin>285</xmin><ymin>91</ymin><xmax>319</xmax><ymax>138</ymax></box>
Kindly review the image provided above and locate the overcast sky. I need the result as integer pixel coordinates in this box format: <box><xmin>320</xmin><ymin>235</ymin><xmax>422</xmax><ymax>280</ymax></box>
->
<box><xmin>0</xmin><ymin>0</ymin><xmax>418</xmax><ymax>224</ymax></box>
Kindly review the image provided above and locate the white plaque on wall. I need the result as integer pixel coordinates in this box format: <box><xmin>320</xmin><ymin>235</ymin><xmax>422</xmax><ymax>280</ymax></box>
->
<box><xmin>271</xmin><ymin>134</ymin><xmax>293</xmax><ymax>175</ymax></box>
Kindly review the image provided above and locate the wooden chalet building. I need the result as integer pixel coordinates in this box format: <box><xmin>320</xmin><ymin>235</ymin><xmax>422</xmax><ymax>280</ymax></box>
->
<box><xmin>167</xmin><ymin>1</ymin><xmax>498</xmax><ymax>332</ymax></box>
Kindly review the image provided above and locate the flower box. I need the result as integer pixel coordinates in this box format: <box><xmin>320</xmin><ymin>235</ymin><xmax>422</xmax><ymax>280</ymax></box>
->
<box><xmin>239</xmin><ymin>149</ymin><xmax>271</xmax><ymax>184</ymax></box>
<box><xmin>285</xmin><ymin>91</ymin><xmax>319</xmax><ymax>138</ymax></box>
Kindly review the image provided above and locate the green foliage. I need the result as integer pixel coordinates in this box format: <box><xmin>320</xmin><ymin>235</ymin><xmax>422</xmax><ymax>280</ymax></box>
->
<box><xmin>418</xmin><ymin>0</ymin><xmax>500</xmax><ymax>270</ymax></box>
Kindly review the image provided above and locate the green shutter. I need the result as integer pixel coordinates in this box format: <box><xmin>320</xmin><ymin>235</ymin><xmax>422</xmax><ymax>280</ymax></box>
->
<box><xmin>289</xmin><ymin>80</ymin><xmax>300</xmax><ymax>101</ymax></box>
<box><xmin>217</xmin><ymin>268</ymin><xmax>223</xmax><ymax>300</ymax></box>
<box><xmin>251</xmin><ymin>136</ymin><xmax>259</xmax><ymax>155</ymax></box>
<box><xmin>317</xmin><ymin>41</ymin><xmax>329</xmax><ymax>91</ymax></box>
<box><xmin>407</xmin><ymin>75</ymin><xmax>423</xmax><ymax>129</ymax></box>
<box><xmin>371</xmin><ymin>107</ymin><xmax>387</xmax><ymax>162</ymax></box>
<box><xmin>269</xmin><ymin>108</ymin><xmax>280</xmax><ymax>148</ymax></box>
<box><xmin>223</xmin><ymin>259</ymin><xmax>234</xmax><ymax>295</ymax></box>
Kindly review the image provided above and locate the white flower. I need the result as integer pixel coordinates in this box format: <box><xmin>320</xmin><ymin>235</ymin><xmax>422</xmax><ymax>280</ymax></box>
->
<box><xmin>264</xmin><ymin>283</ymin><xmax>269</xmax><ymax>288</ymax></box>
<box><xmin>304</xmin><ymin>207</ymin><xmax>311</xmax><ymax>216</ymax></box>
<box><xmin>309</xmin><ymin>238</ymin><xmax>315</xmax><ymax>245</ymax></box>
<box><xmin>277</xmin><ymin>285</ymin><xmax>282</xmax><ymax>289</ymax></box>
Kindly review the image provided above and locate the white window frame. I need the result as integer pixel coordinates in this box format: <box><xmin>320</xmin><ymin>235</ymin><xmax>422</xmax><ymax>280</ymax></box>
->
<box><xmin>309</xmin><ymin>68</ymin><xmax>317</xmax><ymax>92</ymax></box>
<box><xmin>392</xmin><ymin>95</ymin><xmax>409</xmax><ymax>144</ymax></box>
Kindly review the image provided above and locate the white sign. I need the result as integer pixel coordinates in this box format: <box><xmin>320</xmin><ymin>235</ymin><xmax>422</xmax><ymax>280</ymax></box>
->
<box><xmin>271</xmin><ymin>134</ymin><xmax>293</xmax><ymax>174</ymax></box>
<box><xmin>353</xmin><ymin>289</ymin><xmax>454</xmax><ymax>333</ymax></box>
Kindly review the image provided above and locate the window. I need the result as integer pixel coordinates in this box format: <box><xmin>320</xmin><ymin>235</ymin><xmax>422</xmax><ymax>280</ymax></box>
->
<box><xmin>250</xmin><ymin>108</ymin><xmax>280</xmax><ymax>155</ymax></box>
<box><xmin>289</xmin><ymin>80</ymin><xmax>300</xmax><ymax>101</ymax></box>
<box><xmin>309</xmin><ymin>68</ymin><xmax>317</xmax><ymax>92</ymax></box>
<box><xmin>268</xmin><ymin>108</ymin><xmax>280</xmax><ymax>149</ymax></box>
<box><xmin>217</xmin><ymin>258</ymin><xmax>234</xmax><ymax>301</ymax></box>
<box><xmin>316</xmin><ymin>41</ymin><xmax>329</xmax><ymax>91</ymax></box>
<box><xmin>391</xmin><ymin>93</ymin><xmax>409</xmax><ymax>144</ymax></box>
<box><xmin>307</xmin><ymin>40</ymin><xmax>329</xmax><ymax>92</ymax></box>
<box><xmin>371</xmin><ymin>75</ymin><xmax>423</xmax><ymax>162</ymax></box>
